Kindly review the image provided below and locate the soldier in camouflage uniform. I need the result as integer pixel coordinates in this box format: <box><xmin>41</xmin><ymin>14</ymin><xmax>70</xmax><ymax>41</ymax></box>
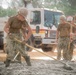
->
<box><xmin>69</xmin><ymin>15</ymin><xmax>76</xmax><ymax>60</ymax></box>
<box><xmin>56</xmin><ymin>15</ymin><xmax>71</xmax><ymax>60</ymax></box>
<box><xmin>4</xmin><ymin>8</ymin><xmax>32</xmax><ymax>67</ymax></box>
<box><xmin>4</xmin><ymin>22</ymin><xmax>22</xmax><ymax>63</ymax></box>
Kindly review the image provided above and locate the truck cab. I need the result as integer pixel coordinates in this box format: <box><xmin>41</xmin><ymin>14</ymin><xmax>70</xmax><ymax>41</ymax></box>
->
<box><xmin>0</xmin><ymin>17</ymin><xmax>7</xmax><ymax>50</ymax></box>
<box><xmin>27</xmin><ymin>8</ymin><xmax>64</xmax><ymax>51</ymax></box>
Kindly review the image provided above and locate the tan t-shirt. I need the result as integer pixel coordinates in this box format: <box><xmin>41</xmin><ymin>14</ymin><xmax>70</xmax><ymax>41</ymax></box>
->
<box><xmin>57</xmin><ymin>22</ymin><xmax>71</xmax><ymax>37</ymax></box>
<box><xmin>8</xmin><ymin>16</ymin><xmax>28</xmax><ymax>33</ymax></box>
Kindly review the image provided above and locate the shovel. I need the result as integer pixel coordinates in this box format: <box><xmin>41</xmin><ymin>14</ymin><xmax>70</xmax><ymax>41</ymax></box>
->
<box><xmin>13</xmin><ymin>38</ymin><xmax>74</xmax><ymax>70</ymax></box>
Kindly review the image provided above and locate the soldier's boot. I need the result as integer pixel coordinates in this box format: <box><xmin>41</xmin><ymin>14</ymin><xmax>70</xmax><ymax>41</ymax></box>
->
<box><xmin>4</xmin><ymin>61</ymin><xmax>6</xmax><ymax>64</ymax></box>
<box><xmin>16</xmin><ymin>54</ymin><xmax>22</xmax><ymax>63</ymax></box>
<box><xmin>24</xmin><ymin>56</ymin><xmax>31</xmax><ymax>66</ymax></box>
<box><xmin>5</xmin><ymin>59</ymin><xmax>11</xmax><ymax>67</ymax></box>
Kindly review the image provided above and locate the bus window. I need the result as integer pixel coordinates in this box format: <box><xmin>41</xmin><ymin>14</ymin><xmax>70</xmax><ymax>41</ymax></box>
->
<box><xmin>44</xmin><ymin>10</ymin><xmax>53</xmax><ymax>28</ymax></box>
<box><xmin>53</xmin><ymin>12</ymin><xmax>63</xmax><ymax>27</ymax></box>
<box><xmin>44</xmin><ymin>10</ymin><xmax>63</xmax><ymax>28</ymax></box>
<box><xmin>30</xmin><ymin>11</ymin><xmax>41</xmax><ymax>24</ymax></box>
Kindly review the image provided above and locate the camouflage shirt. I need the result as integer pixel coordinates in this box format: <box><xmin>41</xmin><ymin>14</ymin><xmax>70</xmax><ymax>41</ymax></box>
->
<box><xmin>57</xmin><ymin>22</ymin><xmax>71</xmax><ymax>37</ymax></box>
<box><xmin>72</xmin><ymin>23</ymin><xmax>76</xmax><ymax>33</ymax></box>
<box><xmin>8</xmin><ymin>16</ymin><xmax>28</xmax><ymax>33</ymax></box>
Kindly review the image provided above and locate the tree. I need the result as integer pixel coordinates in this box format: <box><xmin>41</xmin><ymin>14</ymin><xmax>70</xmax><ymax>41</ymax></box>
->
<box><xmin>42</xmin><ymin>0</ymin><xmax>76</xmax><ymax>16</ymax></box>
<box><xmin>22</xmin><ymin>0</ymin><xmax>42</xmax><ymax>8</ymax></box>
<box><xmin>0</xmin><ymin>0</ymin><xmax>76</xmax><ymax>17</ymax></box>
<box><xmin>68</xmin><ymin>0</ymin><xmax>76</xmax><ymax>7</ymax></box>
<box><xmin>21</xmin><ymin>0</ymin><xmax>76</xmax><ymax>16</ymax></box>
<box><xmin>0</xmin><ymin>0</ymin><xmax>24</xmax><ymax>17</ymax></box>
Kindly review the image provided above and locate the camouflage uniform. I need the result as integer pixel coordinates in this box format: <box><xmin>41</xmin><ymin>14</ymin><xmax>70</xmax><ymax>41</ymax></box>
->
<box><xmin>6</xmin><ymin>33</ymin><xmax>26</xmax><ymax>61</ymax></box>
<box><xmin>69</xmin><ymin>24</ymin><xmax>76</xmax><ymax>60</ymax></box>
<box><xmin>57</xmin><ymin>22</ymin><xmax>71</xmax><ymax>60</ymax></box>
<box><xmin>5</xmin><ymin>16</ymin><xmax>31</xmax><ymax>66</ymax></box>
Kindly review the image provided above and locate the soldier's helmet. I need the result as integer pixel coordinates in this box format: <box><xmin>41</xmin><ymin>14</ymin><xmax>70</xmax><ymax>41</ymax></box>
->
<box><xmin>18</xmin><ymin>8</ymin><xmax>28</xmax><ymax>17</ymax></box>
<box><xmin>67</xmin><ymin>16</ymin><xmax>73</xmax><ymax>22</ymax></box>
<box><xmin>60</xmin><ymin>15</ymin><xmax>66</xmax><ymax>20</ymax></box>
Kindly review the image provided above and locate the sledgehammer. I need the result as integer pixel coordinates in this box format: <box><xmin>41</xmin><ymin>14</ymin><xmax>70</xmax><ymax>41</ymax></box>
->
<box><xmin>14</xmin><ymin>38</ymin><xmax>73</xmax><ymax>70</ymax></box>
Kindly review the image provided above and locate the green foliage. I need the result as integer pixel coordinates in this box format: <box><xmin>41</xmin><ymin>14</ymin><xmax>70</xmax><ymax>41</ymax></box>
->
<box><xmin>68</xmin><ymin>0</ymin><xmax>76</xmax><ymax>7</ymax></box>
<box><xmin>42</xmin><ymin>0</ymin><xmax>76</xmax><ymax>16</ymax></box>
<box><xmin>6</xmin><ymin>8</ymin><xmax>17</xmax><ymax>17</ymax></box>
<box><xmin>0</xmin><ymin>7</ymin><xmax>6</xmax><ymax>17</ymax></box>
<box><xmin>0</xmin><ymin>7</ymin><xmax>17</xmax><ymax>17</ymax></box>
<box><xmin>63</xmin><ymin>6</ymin><xmax>76</xmax><ymax>16</ymax></box>
<box><xmin>0</xmin><ymin>0</ymin><xmax>76</xmax><ymax>17</ymax></box>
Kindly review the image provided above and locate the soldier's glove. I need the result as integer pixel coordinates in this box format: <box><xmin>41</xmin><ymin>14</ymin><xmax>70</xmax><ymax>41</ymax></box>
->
<box><xmin>8</xmin><ymin>33</ymin><xmax>14</xmax><ymax>39</ymax></box>
<box><xmin>22</xmin><ymin>40</ymin><xmax>28</xmax><ymax>45</ymax></box>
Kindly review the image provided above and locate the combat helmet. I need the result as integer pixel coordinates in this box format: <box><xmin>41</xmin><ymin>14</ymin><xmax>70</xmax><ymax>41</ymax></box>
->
<box><xmin>67</xmin><ymin>16</ymin><xmax>73</xmax><ymax>22</ymax></box>
<box><xmin>18</xmin><ymin>8</ymin><xmax>28</xmax><ymax>17</ymax></box>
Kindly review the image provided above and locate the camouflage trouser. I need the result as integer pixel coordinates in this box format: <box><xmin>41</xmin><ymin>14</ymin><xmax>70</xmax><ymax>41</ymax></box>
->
<box><xmin>69</xmin><ymin>42</ymin><xmax>74</xmax><ymax>60</ymax></box>
<box><xmin>5</xmin><ymin>33</ymin><xmax>28</xmax><ymax>61</ymax></box>
<box><xmin>57</xmin><ymin>37</ymin><xmax>70</xmax><ymax>60</ymax></box>
<box><xmin>69</xmin><ymin>36</ymin><xmax>76</xmax><ymax>60</ymax></box>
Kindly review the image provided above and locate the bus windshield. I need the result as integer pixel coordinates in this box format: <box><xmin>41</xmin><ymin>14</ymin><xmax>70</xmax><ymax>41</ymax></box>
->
<box><xmin>44</xmin><ymin>10</ymin><xmax>63</xmax><ymax>28</ymax></box>
<box><xmin>30</xmin><ymin>11</ymin><xmax>41</xmax><ymax>25</ymax></box>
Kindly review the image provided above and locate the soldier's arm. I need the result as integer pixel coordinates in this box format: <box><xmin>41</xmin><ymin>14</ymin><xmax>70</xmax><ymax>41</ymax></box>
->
<box><xmin>56</xmin><ymin>31</ymin><xmax>59</xmax><ymax>43</ymax></box>
<box><xmin>4</xmin><ymin>17</ymin><xmax>13</xmax><ymax>34</ymax></box>
<box><xmin>72</xmin><ymin>25</ymin><xmax>76</xmax><ymax>36</ymax></box>
<box><xmin>56</xmin><ymin>31</ymin><xmax>59</xmax><ymax>39</ymax></box>
<box><xmin>56</xmin><ymin>24</ymin><xmax>60</xmax><ymax>42</ymax></box>
<box><xmin>56</xmin><ymin>25</ymin><xmax>60</xmax><ymax>39</ymax></box>
<box><xmin>22</xmin><ymin>24</ymin><xmax>32</xmax><ymax>41</ymax></box>
<box><xmin>24</xmin><ymin>25</ymin><xmax>32</xmax><ymax>41</ymax></box>
<box><xmin>4</xmin><ymin>21</ymin><xmax>10</xmax><ymax>34</ymax></box>
<box><xmin>21</xmin><ymin>28</ymin><xmax>27</xmax><ymax>39</ymax></box>
<box><xmin>69</xmin><ymin>23</ymin><xmax>74</xmax><ymax>37</ymax></box>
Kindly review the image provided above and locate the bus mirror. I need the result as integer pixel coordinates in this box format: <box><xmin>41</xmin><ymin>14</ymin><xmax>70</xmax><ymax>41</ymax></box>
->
<box><xmin>36</xmin><ymin>26</ymin><xmax>40</xmax><ymax>33</ymax></box>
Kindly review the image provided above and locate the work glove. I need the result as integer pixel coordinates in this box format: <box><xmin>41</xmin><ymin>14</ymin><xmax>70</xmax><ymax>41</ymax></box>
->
<box><xmin>8</xmin><ymin>33</ymin><xmax>14</xmax><ymax>39</ymax></box>
<box><xmin>22</xmin><ymin>39</ymin><xmax>28</xmax><ymax>45</ymax></box>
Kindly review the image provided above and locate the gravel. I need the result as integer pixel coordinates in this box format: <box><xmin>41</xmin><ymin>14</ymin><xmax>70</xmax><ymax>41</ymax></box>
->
<box><xmin>0</xmin><ymin>60</ymin><xmax>76</xmax><ymax>75</ymax></box>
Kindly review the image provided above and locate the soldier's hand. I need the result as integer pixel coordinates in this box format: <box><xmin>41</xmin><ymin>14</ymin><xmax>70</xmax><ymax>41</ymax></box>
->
<box><xmin>22</xmin><ymin>40</ymin><xmax>28</xmax><ymax>44</ymax></box>
<box><xmin>8</xmin><ymin>33</ymin><xmax>14</xmax><ymax>39</ymax></box>
<box><xmin>70</xmin><ymin>37</ymin><xmax>73</xmax><ymax>42</ymax></box>
<box><xmin>56</xmin><ymin>38</ymin><xmax>58</xmax><ymax>43</ymax></box>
